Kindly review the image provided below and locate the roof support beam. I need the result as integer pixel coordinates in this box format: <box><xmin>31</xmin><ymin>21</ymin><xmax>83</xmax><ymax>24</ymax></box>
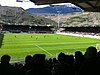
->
<box><xmin>84</xmin><ymin>6</ymin><xmax>100</xmax><ymax>12</ymax></box>
<box><xmin>72</xmin><ymin>2</ymin><xmax>85</xmax><ymax>9</ymax></box>
<box><xmin>85</xmin><ymin>2</ymin><xmax>95</xmax><ymax>8</ymax></box>
<box><xmin>30</xmin><ymin>0</ymin><xmax>100</xmax><ymax>12</ymax></box>
<box><xmin>30</xmin><ymin>0</ymin><xmax>100</xmax><ymax>5</ymax></box>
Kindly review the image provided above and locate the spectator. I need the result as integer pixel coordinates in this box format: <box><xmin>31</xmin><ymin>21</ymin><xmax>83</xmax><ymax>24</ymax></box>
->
<box><xmin>0</xmin><ymin>54</ymin><xmax>16</xmax><ymax>75</ymax></box>
<box><xmin>73</xmin><ymin>51</ymin><xmax>84</xmax><ymax>75</ymax></box>
<box><xmin>78</xmin><ymin>46</ymin><xmax>100</xmax><ymax>75</ymax></box>
<box><xmin>18</xmin><ymin>55</ymin><xmax>32</xmax><ymax>75</ymax></box>
<box><xmin>52</xmin><ymin>52</ymin><xmax>71</xmax><ymax>75</ymax></box>
<box><xmin>26</xmin><ymin>54</ymin><xmax>51</xmax><ymax>75</ymax></box>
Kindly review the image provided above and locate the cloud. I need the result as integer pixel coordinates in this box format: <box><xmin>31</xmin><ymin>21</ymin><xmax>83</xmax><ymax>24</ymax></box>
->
<box><xmin>0</xmin><ymin>0</ymin><xmax>49</xmax><ymax>9</ymax></box>
<box><xmin>0</xmin><ymin>0</ymin><xmax>78</xmax><ymax>9</ymax></box>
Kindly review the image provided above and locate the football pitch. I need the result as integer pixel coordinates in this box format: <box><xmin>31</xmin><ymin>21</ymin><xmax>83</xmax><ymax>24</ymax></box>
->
<box><xmin>0</xmin><ymin>33</ymin><xmax>100</xmax><ymax>62</ymax></box>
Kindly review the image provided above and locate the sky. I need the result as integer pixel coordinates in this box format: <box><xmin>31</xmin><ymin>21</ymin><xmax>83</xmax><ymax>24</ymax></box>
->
<box><xmin>0</xmin><ymin>0</ymin><xmax>77</xmax><ymax>9</ymax></box>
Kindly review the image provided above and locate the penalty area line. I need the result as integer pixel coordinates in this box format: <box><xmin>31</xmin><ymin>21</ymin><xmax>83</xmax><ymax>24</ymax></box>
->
<box><xmin>35</xmin><ymin>44</ymin><xmax>53</xmax><ymax>56</ymax></box>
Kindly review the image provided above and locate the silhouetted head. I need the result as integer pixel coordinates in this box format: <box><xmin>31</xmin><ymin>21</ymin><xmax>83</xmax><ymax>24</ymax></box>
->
<box><xmin>25</xmin><ymin>55</ymin><xmax>32</xmax><ymax>64</ymax></box>
<box><xmin>1</xmin><ymin>54</ymin><xmax>11</xmax><ymax>64</ymax></box>
<box><xmin>58</xmin><ymin>52</ymin><xmax>66</xmax><ymax>63</ymax></box>
<box><xmin>52</xmin><ymin>58</ymin><xmax>58</xmax><ymax>63</ymax></box>
<box><xmin>75</xmin><ymin>51</ymin><xmax>84</xmax><ymax>61</ymax></box>
<box><xmin>84</xmin><ymin>46</ymin><xmax>97</xmax><ymax>59</ymax></box>
<box><xmin>32</xmin><ymin>54</ymin><xmax>46</xmax><ymax>66</ymax></box>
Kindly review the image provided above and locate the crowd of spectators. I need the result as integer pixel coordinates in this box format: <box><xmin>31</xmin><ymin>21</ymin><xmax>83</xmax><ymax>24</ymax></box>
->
<box><xmin>2</xmin><ymin>25</ymin><xmax>53</xmax><ymax>33</ymax></box>
<box><xmin>60</xmin><ymin>27</ymin><xmax>100</xmax><ymax>36</ymax></box>
<box><xmin>0</xmin><ymin>46</ymin><xmax>100</xmax><ymax>75</ymax></box>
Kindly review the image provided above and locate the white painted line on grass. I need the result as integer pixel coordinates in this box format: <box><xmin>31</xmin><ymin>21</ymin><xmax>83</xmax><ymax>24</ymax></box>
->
<box><xmin>35</xmin><ymin>44</ymin><xmax>53</xmax><ymax>56</ymax></box>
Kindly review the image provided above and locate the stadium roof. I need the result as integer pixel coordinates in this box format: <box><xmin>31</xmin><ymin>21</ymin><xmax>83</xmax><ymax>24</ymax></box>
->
<box><xmin>30</xmin><ymin>0</ymin><xmax>100</xmax><ymax>12</ymax></box>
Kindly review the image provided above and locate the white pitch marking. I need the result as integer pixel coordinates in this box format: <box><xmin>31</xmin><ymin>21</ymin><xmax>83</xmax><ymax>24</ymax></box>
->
<box><xmin>35</xmin><ymin>44</ymin><xmax>53</xmax><ymax>56</ymax></box>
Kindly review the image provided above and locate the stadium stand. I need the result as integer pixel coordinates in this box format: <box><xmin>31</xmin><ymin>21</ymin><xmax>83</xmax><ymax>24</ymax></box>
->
<box><xmin>0</xmin><ymin>0</ymin><xmax>100</xmax><ymax>75</ymax></box>
<box><xmin>61</xmin><ymin>27</ymin><xmax>100</xmax><ymax>33</ymax></box>
<box><xmin>60</xmin><ymin>27</ymin><xmax>100</xmax><ymax>36</ymax></box>
<box><xmin>2</xmin><ymin>24</ymin><xmax>100</xmax><ymax>36</ymax></box>
<box><xmin>0</xmin><ymin>46</ymin><xmax>100</xmax><ymax>75</ymax></box>
<box><xmin>2</xmin><ymin>25</ymin><xmax>54</xmax><ymax>34</ymax></box>
<box><xmin>0</xmin><ymin>33</ymin><xmax>4</xmax><ymax>48</ymax></box>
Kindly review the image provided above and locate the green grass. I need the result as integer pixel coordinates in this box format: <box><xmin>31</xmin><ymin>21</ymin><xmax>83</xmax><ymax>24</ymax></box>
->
<box><xmin>0</xmin><ymin>33</ymin><xmax>100</xmax><ymax>62</ymax></box>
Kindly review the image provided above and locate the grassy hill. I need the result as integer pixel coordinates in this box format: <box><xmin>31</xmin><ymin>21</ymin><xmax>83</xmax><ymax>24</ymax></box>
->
<box><xmin>46</xmin><ymin>12</ymin><xmax>100</xmax><ymax>27</ymax></box>
<box><xmin>0</xmin><ymin>5</ymin><xmax>57</xmax><ymax>26</ymax></box>
<box><xmin>0</xmin><ymin>5</ymin><xmax>100</xmax><ymax>28</ymax></box>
